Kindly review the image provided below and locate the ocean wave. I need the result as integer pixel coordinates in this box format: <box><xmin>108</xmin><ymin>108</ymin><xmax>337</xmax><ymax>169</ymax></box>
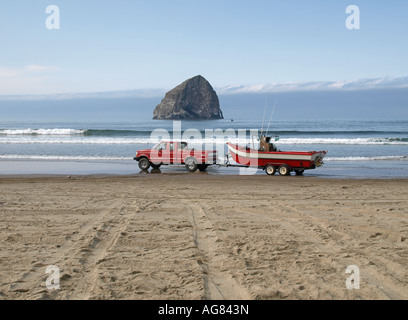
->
<box><xmin>0</xmin><ymin>128</ymin><xmax>86</xmax><ymax>135</ymax></box>
<box><xmin>74</xmin><ymin>129</ymin><xmax>408</xmax><ymax>136</ymax></box>
<box><xmin>1</xmin><ymin>136</ymin><xmax>407</xmax><ymax>145</ymax></box>
<box><xmin>277</xmin><ymin>137</ymin><xmax>408</xmax><ymax>145</ymax></box>
<box><xmin>326</xmin><ymin>156</ymin><xmax>408</xmax><ymax>161</ymax></box>
<box><xmin>0</xmin><ymin>137</ymin><xmax>251</xmax><ymax>145</ymax></box>
<box><xmin>2</xmin><ymin>126</ymin><xmax>408</xmax><ymax>136</ymax></box>
<box><xmin>0</xmin><ymin>155</ymin><xmax>129</xmax><ymax>161</ymax></box>
<box><xmin>2</xmin><ymin>154</ymin><xmax>406</xmax><ymax>162</ymax></box>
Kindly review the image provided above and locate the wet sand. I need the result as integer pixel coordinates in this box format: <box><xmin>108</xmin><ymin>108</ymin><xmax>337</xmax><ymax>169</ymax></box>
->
<box><xmin>0</xmin><ymin>174</ymin><xmax>407</xmax><ymax>300</ymax></box>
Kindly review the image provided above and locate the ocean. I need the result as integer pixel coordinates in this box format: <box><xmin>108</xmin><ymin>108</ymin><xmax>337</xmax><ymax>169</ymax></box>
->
<box><xmin>0</xmin><ymin>119</ymin><xmax>407</xmax><ymax>178</ymax></box>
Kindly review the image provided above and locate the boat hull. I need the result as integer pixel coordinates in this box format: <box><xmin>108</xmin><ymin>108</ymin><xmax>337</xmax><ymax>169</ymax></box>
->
<box><xmin>227</xmin><ymin>143</ymin><xmax>327</xmax><ymax>170</ymax></box>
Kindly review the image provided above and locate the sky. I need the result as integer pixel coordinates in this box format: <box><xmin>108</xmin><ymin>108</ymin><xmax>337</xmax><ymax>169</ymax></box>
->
<box><xmin>1</xmin><ymin>0</ymin><xmax>408</xmax><ymax>96</ymax></box>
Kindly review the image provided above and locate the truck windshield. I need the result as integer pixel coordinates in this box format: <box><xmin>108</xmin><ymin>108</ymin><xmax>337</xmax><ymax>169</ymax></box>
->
<box><xmin>178</xmin><ymin>142</ymin><xmax>187</xmax><ymax>150</ymax></box>
<box><xmin>155</xmin><ymin>142</ymin><xmax>167</xmax><ymax>151</ymax></box>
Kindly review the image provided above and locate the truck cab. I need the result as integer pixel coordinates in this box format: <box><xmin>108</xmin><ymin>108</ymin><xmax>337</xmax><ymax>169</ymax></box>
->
<box><xmin>134</xmin><ymin>141</ymin><xmax>217</xmax><ymax>172</ymax></box>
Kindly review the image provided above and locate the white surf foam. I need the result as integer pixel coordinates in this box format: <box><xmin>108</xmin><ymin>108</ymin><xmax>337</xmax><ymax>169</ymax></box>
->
<box><xmin>0</xmin><ymin>128</ymin><xmax>86</xmax><ymax>135</ymax></box>
<box><xmin>326</xmin><ymin>155</ymin><xmax>408</xmax><ymax>161</ymax></box>
<box><xmin>0</xmin><ymin>155</ymin><xmax>129</xmax><ymax>161</ymax></box>
<box><xmin>277</xmin><ymin>138</ymin><xmax>408</xmax><ymax>145</ymax></box>
<box><xmin>0</xmin><ymin>135</ymin><xmax>407</xmax><ymax>146</ymax></box>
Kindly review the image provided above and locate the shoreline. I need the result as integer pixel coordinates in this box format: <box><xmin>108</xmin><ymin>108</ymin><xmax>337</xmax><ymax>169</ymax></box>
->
<box><xmin>1</xmin><ymin>173</ymin><xmax>408</xmax><ymax>181</ymax></box>
<box><xmin>1</xmin><ymin>158</ymin><xmax>408</xmax><ymax>179</ymax></box>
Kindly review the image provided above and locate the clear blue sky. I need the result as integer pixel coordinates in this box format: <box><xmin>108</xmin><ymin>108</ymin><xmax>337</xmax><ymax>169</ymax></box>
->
<box><xmin>1</xmin><ymin>0</ymin><xmax>408</xmax><ymax>95</ymax></box>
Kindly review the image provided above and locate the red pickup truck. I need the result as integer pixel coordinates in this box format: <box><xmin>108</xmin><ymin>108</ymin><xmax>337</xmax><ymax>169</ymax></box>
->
<box><xmin>134</xmin><ymin>141</ymin><xmax>218</xmax><ymax>172</ymax></box>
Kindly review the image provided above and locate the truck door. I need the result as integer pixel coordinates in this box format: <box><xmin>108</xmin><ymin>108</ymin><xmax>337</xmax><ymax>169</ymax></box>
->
<box><xmin>176</xmin><ymin>142</ymin><xmax>187</xmax><ymax>164</ymax></box>
<box><xmin>169</xmin><ymin>142</ymin><xmax>175</xmax><ymax>164</ymax></box>
<box><xmin>152</xmin><ymin>142</ymin><xmax>169</xmax><ymax>164</ymax></box>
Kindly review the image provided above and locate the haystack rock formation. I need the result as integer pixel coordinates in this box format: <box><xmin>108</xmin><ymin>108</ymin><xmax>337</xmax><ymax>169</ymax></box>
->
<box><xmin>153</xmin><ymin>75</ymin><xmax>224</xmax><ymax>120</ymax></box>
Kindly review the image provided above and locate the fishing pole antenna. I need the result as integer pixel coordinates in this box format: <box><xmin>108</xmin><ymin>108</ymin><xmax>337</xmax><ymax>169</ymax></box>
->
<box><xmin>260</xmin><ymin>98</ymin><xmax>268</xmax><ymax>138</ymax></box>
<box><xmin>265</xmin><ymin>98</ymin><xmax>278</xmax><ymax>137</ymax></box>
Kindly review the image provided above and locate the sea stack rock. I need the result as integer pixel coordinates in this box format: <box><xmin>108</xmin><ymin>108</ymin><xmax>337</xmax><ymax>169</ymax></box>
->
<box><xmin>153</xmin><ymin>75</ymin><xmax>224</xmax><ymax>120</ymax></box>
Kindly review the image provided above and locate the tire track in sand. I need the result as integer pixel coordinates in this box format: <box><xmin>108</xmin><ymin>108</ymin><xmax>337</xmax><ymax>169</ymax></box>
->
<box><xmin>66</xmin><ymin>198</ymin><xmax>154</xmax><ymax>299</ymax></box>
<box><xmin>13</xmin><ymin>195</ymin><xmax>152</xmax><ymax>300</ymax></box>
<box><xmin>182</xmin><ymin>198</ymin><xmax>252</xmax><ymax>300</ymax></box>
<box><xmin>4</xmin><ymin>194</ymin><xmax>126</xmax><ymax>299</ymax></box>
<box><xmin>249</xmin><ymin>202</ymin><xmax>408</xmax><ymax>300</ymax></box>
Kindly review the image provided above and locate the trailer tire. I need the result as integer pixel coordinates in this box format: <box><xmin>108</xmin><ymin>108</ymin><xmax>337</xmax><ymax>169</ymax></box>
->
<box><xmin>265</xmin><ymin>164</ymin><xmax>276</xmax><ymax>175</ymax></box>
<box><xmin>185</xmin><ymin>158</ymin><xmax>198</xmax><ymax>172</ymax></box>
<box><xmin>278</xmin><ymin>164</ymin><xmax>291</xmax><ymax>176</ymax></box>
<box><xmin>138</xmin><ymin>158</ymin><xmax>151</xmax><ymax>171</ymax></box>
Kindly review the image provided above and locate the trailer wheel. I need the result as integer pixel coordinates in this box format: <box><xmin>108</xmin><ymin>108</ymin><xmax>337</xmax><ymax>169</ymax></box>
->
<box><xmin>278</xmin><ymin>164</ymin><xmax>291</xmax><ymax>176</ymax></box>
<box><xmin>265</xmin><ymin>164</ymin><xmax>276</xmax><ymax>175</ymax></box>
<box><xmin>138</xmin><ymin>158</ymin><xmax>150</xmax><ymax>171</ymax></box>
<box><xmin>185</xmin><ymin>158</ymin><xmax>198</xmax><ymax>172</ymax></box>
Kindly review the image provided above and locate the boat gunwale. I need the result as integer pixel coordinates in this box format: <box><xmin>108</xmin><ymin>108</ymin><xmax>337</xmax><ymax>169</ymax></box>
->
<box><xmin>226</xmin><ymin>142</ymin><xmax>327</xmax><ymax>156</ymax></box>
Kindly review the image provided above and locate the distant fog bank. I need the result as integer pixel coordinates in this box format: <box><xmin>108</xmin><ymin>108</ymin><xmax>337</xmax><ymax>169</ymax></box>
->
<box><xmin>1</xmin><ymin>88</ymin><xmax>407</xmax><ymax>121</ymax></box>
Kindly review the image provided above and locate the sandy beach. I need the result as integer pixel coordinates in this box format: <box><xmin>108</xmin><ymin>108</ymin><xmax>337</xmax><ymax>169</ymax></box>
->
<box><xmin>0</xmin><ymin>174</ymin><xmax>407</xmax><ymax>300</ymax></box>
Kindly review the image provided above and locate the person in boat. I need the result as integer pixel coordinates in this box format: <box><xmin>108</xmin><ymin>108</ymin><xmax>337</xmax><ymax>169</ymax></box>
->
<box><xmin>259</xmin><ymin>135</ymin><xmax>279</xmax><ymax>152</ymax></box>
<box><xmin>270</xmin><ymin>142</ymin><xmax>278</xmax><ymax>152</ymax></box>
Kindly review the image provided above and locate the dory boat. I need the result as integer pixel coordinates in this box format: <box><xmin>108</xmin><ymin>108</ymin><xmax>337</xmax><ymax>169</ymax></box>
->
<box><xmin>227</xmin><ymin>136</ymin><xmax>327</xmax><ymax>175</ymax></box>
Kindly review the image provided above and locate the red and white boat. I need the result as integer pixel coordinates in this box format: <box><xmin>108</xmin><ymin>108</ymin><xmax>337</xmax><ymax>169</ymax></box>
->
<box><xmin>227</xmin><ymin>136</ymin><xmax>327</xmax><ymax>176</ymax></box>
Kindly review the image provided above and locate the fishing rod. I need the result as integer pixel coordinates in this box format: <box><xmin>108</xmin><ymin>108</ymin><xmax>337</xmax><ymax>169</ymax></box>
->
<box><xmin>260</xmin><ymin>98</ymin><xmax>268</xmax><ymax>138</ymax></box>
<box><xmin>265</xmin><ymin>98</ymin><xmax>278</xmax><ymax>137</ymax></box>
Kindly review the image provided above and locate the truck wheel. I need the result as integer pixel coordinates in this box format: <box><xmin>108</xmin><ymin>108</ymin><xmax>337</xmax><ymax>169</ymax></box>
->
<box><xmin>151</xmin><ymin>163</ymin><xmax>161</xmax><ymax>169</ymax></box>
<box><xmin>295</xmin><ymin>169</ymin><xmax>304</xmax><ymax>176</ymax></box>
<box><xmin>198</xmin><ymin>164</ymin><xmax>209</xmax><ymax>171</ymax></box>
<box><xmin>185</xmin><ymin>158</ymin><xmax>198</xmax><ymax>172</ymax></box>
<box><xmin>278</xmin><ymin>164</ymin><xmax>291</xmax><ymax>176</ymax></box>
<box><xmin>138</xmin><ymin>158</ymin><xmax>150</xmax><ymax>170</ymax></box>
<box><xmin>265</xmin><ymin>164</ymin><xmax>276</xmax><ymax>175</ymax></box>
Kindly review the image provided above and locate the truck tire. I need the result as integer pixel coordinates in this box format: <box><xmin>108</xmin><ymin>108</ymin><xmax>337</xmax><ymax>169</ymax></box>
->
<box><xmin>295</xmin><ymin>169</ymin><xmax>304</xmax><ymax>176</ymax></box>
<box><xmin>150</xmin><ymin>162</ymin><xmax>161</xmax><ymax>169</ymax></box>
<box><xmin>185</xmin><ymin>158</ymin><xmax>198</xmax><ymax>172</ymax></box>
<box><xmin>138</xmin><ymin>158</ymin><xmax>150</xmax><ymax>170</ymax></box>
<box><xmin>198</xmin><ymin>164</ymin><xmax>209</xmax><ymax>171</ymax></box>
